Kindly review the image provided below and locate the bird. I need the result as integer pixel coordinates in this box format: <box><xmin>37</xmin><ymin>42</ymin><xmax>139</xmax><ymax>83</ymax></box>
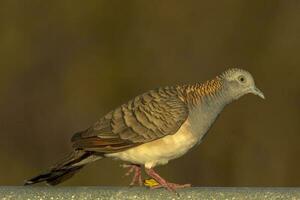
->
<box><xmin>24</xmin><ymin>68</ymin><xmax>265</xmax><ymax>192</ymax></box>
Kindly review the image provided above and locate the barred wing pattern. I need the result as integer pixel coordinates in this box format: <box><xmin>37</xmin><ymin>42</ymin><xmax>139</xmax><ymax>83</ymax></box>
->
<box><xmin>71</xmin><ymin>87</ymin><xmax>189</xmax><ymax>153</ymax></box>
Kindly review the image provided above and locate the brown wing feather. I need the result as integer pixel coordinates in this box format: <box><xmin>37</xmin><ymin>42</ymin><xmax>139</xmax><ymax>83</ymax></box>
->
<box><xmin>71</xmin><ymin>86</ymin><xmax>188</xmax><ymax>153</ymax></box>
<box><xmin>72</xmin><ymin>137</ymin><xmax>138</xmax><ymax>153</ymax></box>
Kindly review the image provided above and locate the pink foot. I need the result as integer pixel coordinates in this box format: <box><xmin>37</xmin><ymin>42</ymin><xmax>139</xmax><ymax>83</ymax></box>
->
<box><xmin>122</xmin><ymin>164</ymin><xmax>142</xmax><ymax>186</ymax></box>
<box><xmin>145</xmin><ymin>168</ymin><xmax>191</xmax><ymax>193</ymax></box>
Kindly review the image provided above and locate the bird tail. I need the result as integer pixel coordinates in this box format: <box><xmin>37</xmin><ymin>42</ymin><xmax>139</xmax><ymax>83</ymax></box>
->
<box><xmin>24</xmin><ymin>150</ymin><xmax>102</xmax><ymax>185</ymax></box>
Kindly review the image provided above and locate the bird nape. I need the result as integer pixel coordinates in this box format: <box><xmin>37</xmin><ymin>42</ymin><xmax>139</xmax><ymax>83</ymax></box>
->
<box><xmin>25</xmin><ymin>68</ymin><xmax>265</xmax><ymax>192</ymax></box>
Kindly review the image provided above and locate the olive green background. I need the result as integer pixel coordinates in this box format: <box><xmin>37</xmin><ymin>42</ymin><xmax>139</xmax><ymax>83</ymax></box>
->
<box><xmin>0</xmin><ymin>1</ymin><xmax>299</xmax><ymax>186</ymax></box>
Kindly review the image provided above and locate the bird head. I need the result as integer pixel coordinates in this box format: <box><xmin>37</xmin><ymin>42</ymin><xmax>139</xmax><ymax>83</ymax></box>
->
<box><xmin>221</xmin><ymin>68</ymin><xmax>265</xmax><ymax>100</ymax></box>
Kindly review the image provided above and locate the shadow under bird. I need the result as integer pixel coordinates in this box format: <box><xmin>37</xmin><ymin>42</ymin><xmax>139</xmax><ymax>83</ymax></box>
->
<box><xmin>25</xmin><ymin>68</ymin><xmax>265</xmax><ymax>192</ymax></box>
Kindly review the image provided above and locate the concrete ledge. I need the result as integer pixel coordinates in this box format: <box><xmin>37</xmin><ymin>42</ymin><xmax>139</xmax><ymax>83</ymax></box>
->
<box><xmin>0</xmin><ymin>187</ymin><xmax>300</xmax><ymax>200</ymax></box>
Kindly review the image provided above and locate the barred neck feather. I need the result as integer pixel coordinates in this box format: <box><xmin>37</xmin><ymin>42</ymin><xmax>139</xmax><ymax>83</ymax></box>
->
<box><xmin>178</xmin><ymin>76</ymin><xmax>225</xmax><ymax>107</ymax></box>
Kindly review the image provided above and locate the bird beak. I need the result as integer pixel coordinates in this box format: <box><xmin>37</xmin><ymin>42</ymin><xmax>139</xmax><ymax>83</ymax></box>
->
<box><xmin>252</xmin><ymin>86</ymin><xmax>265</xmax><ymax>99</ymax></box>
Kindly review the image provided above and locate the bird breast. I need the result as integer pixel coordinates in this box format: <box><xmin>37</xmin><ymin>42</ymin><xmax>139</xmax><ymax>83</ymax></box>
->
<box><xmin>106</xmin><ymin>120</ymin><xmax>199</xmax><ymax>168</ymax></box>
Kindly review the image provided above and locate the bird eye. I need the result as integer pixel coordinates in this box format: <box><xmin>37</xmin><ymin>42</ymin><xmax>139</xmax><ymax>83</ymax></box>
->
<box><xmin>238</xmin><ymin>75</ymin><xmax>246</xmax><ymax>83</ymax></box>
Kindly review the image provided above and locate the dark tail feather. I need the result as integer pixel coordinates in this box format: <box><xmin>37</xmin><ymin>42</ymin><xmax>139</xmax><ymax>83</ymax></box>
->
<box><xmin>24</xmin><ymin>165</ymin><xmax>84</xmax><ymax>186</ymax></box>
<box><xmin>24</xmin><ymin>151</ymin><xmax>102</xmax><ymax>185</ymax></box>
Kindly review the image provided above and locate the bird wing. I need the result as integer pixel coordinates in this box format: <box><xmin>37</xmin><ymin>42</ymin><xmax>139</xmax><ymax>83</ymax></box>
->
<box><xmin>71</xmin><ymin>86</ymin><xmax>189</xmax><ymax>153</ymax></box>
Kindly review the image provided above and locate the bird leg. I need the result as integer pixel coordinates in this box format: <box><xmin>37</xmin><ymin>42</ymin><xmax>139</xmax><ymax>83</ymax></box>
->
<box><xmin>145</xmin><ymin>168</ymin><xmax>191</xmax><ymax>192</ymax></box>
<box><xmin>122</xmin><ymin>164</ymin><xmax>142</xmax><ymax>186</ymax></box>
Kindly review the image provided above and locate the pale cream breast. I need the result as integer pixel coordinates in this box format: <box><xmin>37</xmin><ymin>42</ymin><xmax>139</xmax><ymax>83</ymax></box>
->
<box><xmin>106</xmin><ymin>119</ymin><xmax>198</xmax><ymax>168</ymax></box>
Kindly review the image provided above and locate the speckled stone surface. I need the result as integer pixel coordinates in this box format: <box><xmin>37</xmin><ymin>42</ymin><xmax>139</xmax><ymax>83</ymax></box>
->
<box><xmin>1</xmin><ymin>187</ymin><xmax>300</xmax><ymax>200</ymax></box>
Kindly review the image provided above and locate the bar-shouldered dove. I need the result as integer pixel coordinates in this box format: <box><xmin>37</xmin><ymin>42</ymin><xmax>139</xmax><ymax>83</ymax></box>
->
<box><xmin>25</xmin><ymin>68</ymin><xmax>265</xmax><ymax>192</ymax></box>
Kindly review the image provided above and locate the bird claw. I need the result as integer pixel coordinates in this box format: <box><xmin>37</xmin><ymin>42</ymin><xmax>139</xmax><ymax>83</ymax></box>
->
<box><xmin>144</xmin><ymin>168</ymin><xmax>191</xmax><ymax>195</ymax></box>
<box><xmin>148</xmin><ymin>182</ymin><xmax>191</xmax><ymax>197</ymax></box>
<box><xmin>146</xmin><ymin>180</ymin><xmax>191</xmax><ymax>190</ymax></box>
<box><xmin>122</xmin><ymin>164</ymin><xmax>142</xmax><ymax>186</ymax></box>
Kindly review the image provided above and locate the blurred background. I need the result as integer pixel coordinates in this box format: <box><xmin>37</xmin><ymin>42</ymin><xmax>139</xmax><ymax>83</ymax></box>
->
<box><xmin>0</xmin><ymin>1</ymin><xmax>299</xmax><ymax>186</ymax></box>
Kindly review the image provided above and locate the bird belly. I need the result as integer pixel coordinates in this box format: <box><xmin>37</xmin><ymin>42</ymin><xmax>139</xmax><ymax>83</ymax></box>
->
<box><xmin>106</xmin><ymin>120</ymin><xmax>198</xmax><ymax>168</ymax></box>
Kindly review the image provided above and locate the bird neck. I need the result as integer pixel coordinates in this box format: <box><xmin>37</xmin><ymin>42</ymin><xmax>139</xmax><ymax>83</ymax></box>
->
<box><xmin>181</xmin><ymin>78</ymin><xmax>234</xmax><ymax>141</ymax></box>
<box><xmin>201</xmin><ymin>80</ymin><xmax>234</xmax><ymax>109</ymax></box>
<box><xmin>181</xmin><ymin>76</ymin><xmax>232</xmax><ymax>109</ymax></box>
